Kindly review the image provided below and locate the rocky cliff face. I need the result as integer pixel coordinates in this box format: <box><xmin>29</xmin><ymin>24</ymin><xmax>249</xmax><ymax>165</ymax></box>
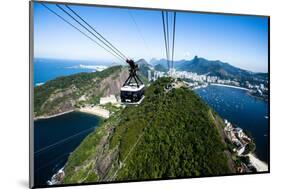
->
<box><xmin>34</xmin><ymin>66</ymin><xmax>128</xmax><ymax>117</ymax></box>
<box><xmin>99</xmin><ymin>69</ymin><xmax>128</xmax><ymax>97</ymax></box>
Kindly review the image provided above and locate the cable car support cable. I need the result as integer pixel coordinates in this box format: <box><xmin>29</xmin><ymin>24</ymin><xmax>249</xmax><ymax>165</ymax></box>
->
<box><xmin>162</xmin><ymin>11</ymin><xmax>177</xmax><ymax>74</ymax></box>
<box><xmin>162</xmin><ymin>11</ymin><xmax>170</xmax><ymax>70</ymax></box>
<box><xmin>128</xmin><ymin>10</ymin><xmax>152</xmax><ymax>60</ymax></box>
<box><xmin>166</xmin><ymin>11</ymin><xmax>170</xmax><ymax>69</ymax></box>
<box><xmin>171</xmin><ymin>12</ymin><xmax>176</xmax><ymax>70</ymax></box>
<box><xmin>41</xmin><ymin>4</ymin><xmax>125</xmax><ymax>62</ymax></box>
<box><xmin>65</xmin><ymin>4</ymin><xmax>128</xmax><ymax>61</ymax></box>
<box><xmin>56</xmin><ymin>4</ymin><xmax>127</xmax><ymax>62</ymax></box>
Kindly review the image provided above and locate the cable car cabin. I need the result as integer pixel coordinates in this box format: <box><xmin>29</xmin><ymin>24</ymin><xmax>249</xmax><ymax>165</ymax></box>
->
<box><xmin>120</xmin><ymin>59</ymin><xmax>145</xmax><ymax>104</ymax></box>
<box><xmin>121</xmin><ymin>84</ymin><xmax>144</xmax><ymax>103</ymax></box>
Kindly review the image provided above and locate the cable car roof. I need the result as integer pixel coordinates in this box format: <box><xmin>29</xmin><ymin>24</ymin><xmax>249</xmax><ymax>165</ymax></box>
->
<box><xmin>121</xmin><ymin>84</ymin><xmax>145</xmax><ymax>92</ymax></box>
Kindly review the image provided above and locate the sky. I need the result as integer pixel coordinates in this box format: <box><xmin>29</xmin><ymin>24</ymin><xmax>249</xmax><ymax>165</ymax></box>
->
<box><xmin>33</xmin><ymin>2</ymin><xmax>269</xmax><ymax>72</ymax></box>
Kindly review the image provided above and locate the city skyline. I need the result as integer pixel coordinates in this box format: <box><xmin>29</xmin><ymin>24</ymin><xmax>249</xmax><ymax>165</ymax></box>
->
<box><xmin>34</xmin><ymin>2</ymin><xmax>269</xmax><ymax>72</ymax></box>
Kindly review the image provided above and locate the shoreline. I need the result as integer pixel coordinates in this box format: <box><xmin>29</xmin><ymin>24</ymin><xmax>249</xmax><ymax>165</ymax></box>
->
<box><xmin>47</xmin><ymin>166</ymin><xmax>65</xmax><ymax>185</ymax></box>
<box><xmin>210</xmin><ymin>83</ymin><xmax>268</xmax><ymax>101</ymax></box>
<box><xmin>78</xmin><ymin>106</ymin><xmax>110</xmax><ymax>119</ymax></box>
<box><xmin>247</xmin><ymin>91</ymin><xmax>268</xmax><ymax>102</ymax></box>
<box><xmin>34</xmin><ymin>105</ymin><xmax>110</xmax><ymax>121</ymax></box>
<box><xmin>34</xmin><ymin>110</ymin><xmax>74</xmax><ymax>121</ymax></box>
<box><xmin>210</xmin><ymin>83</ymin><xmax>250</xmax><ymax>91</ymax></box>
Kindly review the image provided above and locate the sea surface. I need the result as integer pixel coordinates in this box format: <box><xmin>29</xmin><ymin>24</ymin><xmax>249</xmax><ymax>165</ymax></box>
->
<box><xmin>34</xmin><ymin>112</ymin><xmax>102</xmax><ymax>186</ymax></box>
<box><xmin>33</xmin><ymin>58</ymin><xmax>112</xmax><ymax>85</ymax></box>
<box><xmin>195</xmin><ymin>85</ymin><xmax>269</xmax><ymax>163</ymax></box>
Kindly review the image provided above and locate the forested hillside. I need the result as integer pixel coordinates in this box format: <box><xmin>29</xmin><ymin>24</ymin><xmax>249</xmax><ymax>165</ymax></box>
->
<box><xmin>63</xmin><ymin>77</ymin><xmax>234</xmax><ymax>184</ymax></box>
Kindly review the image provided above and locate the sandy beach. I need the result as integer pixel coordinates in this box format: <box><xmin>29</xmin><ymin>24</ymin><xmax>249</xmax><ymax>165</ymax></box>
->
<box><xmin>34</xmin><ymin>110</ymin><xmax>74</xmax><ymax>121</ymax></box>
<box><xmin>79</xmin><ymin>105</ymin><xmax>110</xmax><ymax>119</ymax></box>
<box><xmin>34</xmin><ymin>105</ymin><xmax>110</xmax><ymax>121</ymax></box>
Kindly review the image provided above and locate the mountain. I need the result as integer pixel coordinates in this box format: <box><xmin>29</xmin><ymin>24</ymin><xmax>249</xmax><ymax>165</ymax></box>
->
<box><xmin>136</xmin><ymin>59</ymin><xmax>153</xmax><ymax>78</ymax></box>
<box><xmin>62</xmin><ymin>77</ymin><xmax>235</xmax><ymax>184</ymax></box>
<box><xmin>151</xmin><ymin>56</ymin><xmax>268</xmax><ymax>81</ymax></box>
<box><xmin>149</xmin><ymin>58</ymin><xmax>158</xmax><ymax>65</ymax></box>
<box><xmin>154</xmin><ymin>64</ymin><xmax>168</xmax><ymax>72</ymax></box>
<box><xmin>150</xmin><ymin>58</ymin><xmax>169</xmax><ymax>67</ymax></box>
<box><xmin>178</xmin><ymin>56</ymin><xmax>253</xmax><ymax>79</ymax></box>
<box><xmin>254</xmin><ymin>72</ymin><xmax>269</xmax><ymax>80</ymax></box>
<box><xmin>34</xmin><ymin>66</ymin><xmax>128</xmax><ymax>117</ymax></box>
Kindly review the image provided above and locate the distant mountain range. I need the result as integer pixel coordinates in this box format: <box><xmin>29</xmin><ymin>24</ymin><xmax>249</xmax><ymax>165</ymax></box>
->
<box><xmin>148</xmin><ymin>56</ymin><xmax>268</xmax><ymax>81</ymax></box>
<box><xmin>136</xmin><ymin>59</ymin><xmax>153</xmax><ymax>78</ymax></box>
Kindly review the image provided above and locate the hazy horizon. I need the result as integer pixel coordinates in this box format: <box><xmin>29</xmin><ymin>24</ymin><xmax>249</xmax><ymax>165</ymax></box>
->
<box><xmin>34</xmin><ymin>55</ymin><xmax>269</xmax><ymax>74</ymax></box>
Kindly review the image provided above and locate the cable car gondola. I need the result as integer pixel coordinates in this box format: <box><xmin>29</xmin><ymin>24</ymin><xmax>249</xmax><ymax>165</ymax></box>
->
<box><xmin>121</xmin><ymin>59</ymin><xmax>145</xmax><ymax>104</ymax></box>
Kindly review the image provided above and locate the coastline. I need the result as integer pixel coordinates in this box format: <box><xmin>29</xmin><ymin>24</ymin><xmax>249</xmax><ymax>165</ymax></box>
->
<box><xmin>210</xmin><ymin>83</ymin><xmax>268</xmax><ymax>101</ymax></box>
<box><xmin>34</xmin><ymin>105</ymin><xmax>110</xmax><ymax>121</ymax></box>
<box><xmin>34</xmin><ymin>110</ymin><xmax>74</xmax><ymax>121</ymax></box>
<box><xmin>247</xmin><ymin>91</ymin><xmax>268</xmax><ymax>102</ymax></box>
<box><xmin>210</xmin><ymin>83</ymin><xmax>250</xmax><ymax>91</ymax></box>
<box><xmin>78</xmin><ymin>105</ymin><xmax>110</xmax><ymax>119</ymax></box>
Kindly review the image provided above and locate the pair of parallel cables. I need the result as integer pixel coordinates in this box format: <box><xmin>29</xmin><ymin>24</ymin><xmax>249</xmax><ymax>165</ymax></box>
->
<box><xmin>42</xmin><ymin>4</ymin><xmax>128</xmax><ymax>63</ymax></box>
<box><xmin>162</xmin><ymin>11</ymin><xmax>177</xmax><ymax>71</ymax></box>
<box><xmin>43</xmin><ymin>4</ymin><xmax>177</xmax><ymax>68</ymax></box>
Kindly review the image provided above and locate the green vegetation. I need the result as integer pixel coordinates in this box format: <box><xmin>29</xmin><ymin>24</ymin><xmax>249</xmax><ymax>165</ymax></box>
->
<box><xmin>101</xmin><ymin>103</ymin><xmax>122</xmax><ymax>114</ymax></box>
<box><xmin>63</xmin><ymin>77</ymin><xmax>233</xmax><ymax>184</ymax></box>
<box><xmin>243</xmin><ymin>142</ymin><xmax>256</xmax><ymax>155</ymax></box>
<box><xmin>115</xmin><ymin>78</ymin><xmax>230</xmax><ymax>179</ymax></box>
<box><xmin>225</xmin><ymin>138</ymin><xmax>236</xmax><ymax>152</ymax></box>
<box><xmin>34</xmin><ymin>66</ymin><xmax>124</xmax><ymax>116</ymax></box>
<box><xmin>63</xmin><ymin>112</ymin><xmax>120</xmax><ymax>183</ymax></box>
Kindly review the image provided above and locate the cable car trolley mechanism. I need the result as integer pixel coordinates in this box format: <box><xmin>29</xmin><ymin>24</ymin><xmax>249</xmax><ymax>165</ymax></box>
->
<box><xmin>121</xmin><ymin>59</ymin><xmax>145</xmax><ymax>104</ymax></box>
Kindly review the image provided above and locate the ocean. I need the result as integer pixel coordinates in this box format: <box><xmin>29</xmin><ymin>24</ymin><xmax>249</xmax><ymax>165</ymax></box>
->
<box><xmin>195</xmin><ymin>85</ymin><xmax>269</xmax><ymax>163</ymax></box>
<box><xmin>33</xmin><ymin>58</ymin><xmax>112</xmax><ymax>86</ymax></box>
<box><xmin>33</xmin><ymin>58</ymin><xmax>109</xmax><ymax>185</ymax></box>
<box><xmin>34</xmin><ymin>112</ymin><xmax>102</xmax><ymax>186</ymax></box>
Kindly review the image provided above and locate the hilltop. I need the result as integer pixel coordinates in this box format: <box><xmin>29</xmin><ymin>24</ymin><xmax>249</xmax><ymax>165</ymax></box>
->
<box><xmin>62</xmin><ymin>77</ymin><xmax>235</xmax><ymax>184</ymax></box>
<box><xmin>34</xmin><ymin>66</ymin><xmax>129</xmax><ymax>117</ymax></box>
